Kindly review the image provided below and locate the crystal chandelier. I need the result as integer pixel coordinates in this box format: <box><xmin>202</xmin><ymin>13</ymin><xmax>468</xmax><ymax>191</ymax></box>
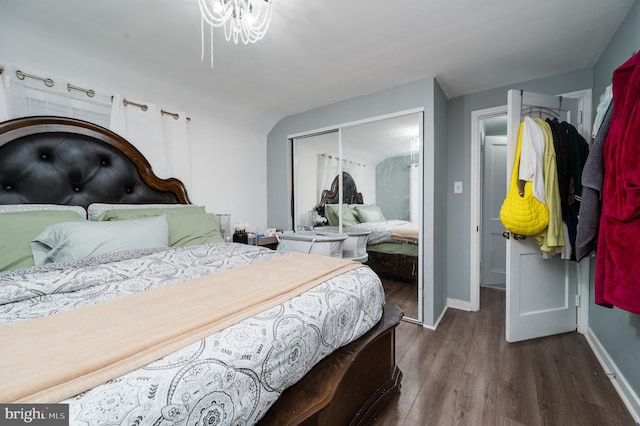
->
<box><xmin>199</xmin><ymin>0</ymin><xmax>274</xmax><ymax>62</ymax></box>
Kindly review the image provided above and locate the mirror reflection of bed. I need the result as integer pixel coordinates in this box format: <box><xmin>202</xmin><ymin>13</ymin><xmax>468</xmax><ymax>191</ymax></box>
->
<box><xmin>292</xmin><ymin>112</ymin><xmax>422</xmax><ymax>322</ymax></box>
<box><xmin>314</xmin><ymin>172</ymin><xmax>420</xmax><ymax>320</ymax></box>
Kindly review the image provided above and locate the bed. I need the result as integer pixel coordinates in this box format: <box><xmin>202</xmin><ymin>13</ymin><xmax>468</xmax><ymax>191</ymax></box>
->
<box><xmin>0</xmin><ymin>116</ymin><xmax>402</xmax><ymax>425</ymax></box>
<box><xmin>314</xmin><ymin>172</ymin><xmax>419</xmax><ymax>281</ymax></box>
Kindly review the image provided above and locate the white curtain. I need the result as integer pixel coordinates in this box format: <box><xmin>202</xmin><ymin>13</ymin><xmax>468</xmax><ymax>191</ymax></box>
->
<box><xmin>316</xmin><ymin>154</ymin><xmax>366</xmax><ymax>202</ymax></box>
<box><xmin>4</xmin><ymin>67</ymin><xmax>111</xmax><ymax>127</ymax></box>
<box><xmin>162</xmin><ymin>113</ymin><xmax>192</xmax><ymax>190</ymax></box>
<box><xmin>317</xmin><ymin>154</ymin><xmax>339</xmax><ymax>199</ymax></box>
<box><xmin>110</xmin><ymin>95</ymin><xmax>192</xmax><ymax>189</ymax></box>
<box><xmin>343</xmin><ymin>158</ymin><xmax>365</xmax><ymax>191</ymax></box>
<box><xmin>409</xmin><ymin>163</ymin><xmax>420</xmax><ymax>224</ymax></box>
<box><xmin>0</xmin><ymin>72</ymin><xmax>8</xmax><ymax>122</ymax></box>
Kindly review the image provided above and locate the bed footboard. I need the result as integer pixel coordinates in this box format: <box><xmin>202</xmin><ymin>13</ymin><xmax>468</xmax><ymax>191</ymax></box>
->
<box><xmin>259</xmin><ymin>303</ymin><xmax>403</xmax><ymax>426</ymax></box>
<box><xmin>367</xmin><ymin>251</ymin><xmax>418</xmax><ymax>282</ymax></box>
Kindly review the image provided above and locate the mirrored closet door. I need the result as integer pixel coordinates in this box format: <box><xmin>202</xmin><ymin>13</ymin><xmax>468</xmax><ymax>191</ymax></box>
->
<box><xmin>292</xmin><ymin>111</ymin><xmax>423</xmax><ymax>322</ymax></box>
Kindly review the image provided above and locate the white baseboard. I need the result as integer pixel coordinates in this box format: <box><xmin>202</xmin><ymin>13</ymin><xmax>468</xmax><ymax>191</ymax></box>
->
<box><xmin>423</xmin><ymin>304</ymin><xmax>449</xmax><ymax>330</ymax></box>
<box><xmin>420</xmin><ymin>298</ymin><xmax>472</xmax><ymax>331</ymax></box>
<box><xmin>585</xmin><ymin>327</ymin><xmax>640</xmax><ymax>423</ymax></box>
<box><xmin>447</xmin><ymin>298</ymin><xmax>472</xmax><ymax>312</ymax></box>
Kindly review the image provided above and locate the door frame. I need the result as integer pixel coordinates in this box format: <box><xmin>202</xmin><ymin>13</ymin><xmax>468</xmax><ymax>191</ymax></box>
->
<box><xmin>469</xmin><ymin>89</ymin><xmax>592</xmax><ymax>333</ymax></box>
<box><xmin>470</xmin><ymin>105</ymin><xmax>507</xmax><ymax>312</ymax></box>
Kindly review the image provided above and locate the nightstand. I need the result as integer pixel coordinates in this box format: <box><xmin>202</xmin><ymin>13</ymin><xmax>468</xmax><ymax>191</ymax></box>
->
<box><xmin>233</xmin><ymin>232</ymin><xmax>279</xmax><ymax>249</ymax></box>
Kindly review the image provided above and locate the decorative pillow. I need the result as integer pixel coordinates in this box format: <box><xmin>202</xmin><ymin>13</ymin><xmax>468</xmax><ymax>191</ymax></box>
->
<box><xmin>31</xmin><ymin>215</ymin><xmax>170</xmax><ymax>265</ymax></box>
<box><xmin>0</xmin><ymin>204</ymin><xmax>86</xmax><ymax>218</ymax></box>
<box><xmin>87</xmin><ymin>203</ymin><xmax>205</xmax><ymax>221</ymax></box>
<box><xmin>97</xmin><ymin>207</ymin><xmax>223</xmax><ymax>246</ymax></box>
<box><xmin>0</xmin><ymin>210</ymin><xmax>85</xmax><ymax>271</ymax></box>
<box><xmin>325</xmin><ymin>204</ymin><xmax>360</xmax><ymax>227</ymax></box>
<box><xmin>355</xmin><ymin>205</ymin><xmax>386</xmax><ymax>222</ymax></box>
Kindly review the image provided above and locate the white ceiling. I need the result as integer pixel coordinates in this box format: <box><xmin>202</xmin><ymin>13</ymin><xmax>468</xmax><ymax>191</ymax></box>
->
<box><xmin>2</xmin><ymin>0</ymin><xmax>634</xmax><ymax>132</ymax></box>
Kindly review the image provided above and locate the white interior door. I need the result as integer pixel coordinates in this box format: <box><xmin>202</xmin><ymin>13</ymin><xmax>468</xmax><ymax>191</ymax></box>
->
<box><xmin>505</xmin><ymin>90</ymin><xmax>579</xmax><ymax>343</ymax></box>
<box><xmin>481</xmin><ymin>135</ymin><xmax>507</xmax><ymax>286</ymax></box>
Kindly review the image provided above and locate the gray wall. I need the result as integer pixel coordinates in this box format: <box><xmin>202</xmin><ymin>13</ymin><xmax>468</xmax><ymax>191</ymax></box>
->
<box><xmin>589</xmin><ymin>0</ymin><xmax>640</xmax><ymax>405</ymax></box>
<box><xmin>445</xmin><ymin>68</ymin><xmax>594</xmax><ymax>301</ymax></box>
<box><xmin>266</xmin><ymin>77</ymin><xmax>448</xmax><ymax>327</ymax></box>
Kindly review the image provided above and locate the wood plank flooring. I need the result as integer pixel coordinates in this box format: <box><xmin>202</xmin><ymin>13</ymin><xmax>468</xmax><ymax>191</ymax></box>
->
<box><xmin>373</xmin><ymin>286</ymin><xmax>635</xmax><ymax>425</ymax></box>
<box><xmin>382</xmin><ymin>276</ymin><xmax>418</xmax><ymax>320</ymax></box>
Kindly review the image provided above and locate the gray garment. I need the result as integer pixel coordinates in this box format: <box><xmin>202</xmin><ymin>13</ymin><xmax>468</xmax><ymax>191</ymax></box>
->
<box><xmin>575</xmin><ymin>102</ymin><xmax>613</xmax><ymax>261</ymax></box>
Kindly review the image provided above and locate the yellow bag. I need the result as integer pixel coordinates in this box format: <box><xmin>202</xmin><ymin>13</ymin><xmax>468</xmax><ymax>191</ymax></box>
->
<box><xmin>499</xmin><ymin>121</ymin><xmax>549</xmax><ymax>236</ymax></box>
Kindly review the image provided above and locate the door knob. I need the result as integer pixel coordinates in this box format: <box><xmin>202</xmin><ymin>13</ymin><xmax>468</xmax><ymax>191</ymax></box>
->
<box><xmin>502</xmin><ymin>231</ymin><xmax>526</xmax><ymax>240</ymax></box>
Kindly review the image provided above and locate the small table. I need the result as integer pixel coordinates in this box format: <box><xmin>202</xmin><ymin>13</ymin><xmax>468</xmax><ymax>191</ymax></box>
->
<box><xmin>233</xmin><ymin>233</ymin><xmax>279</xmax><ymax>250</ymax></box>
<box><xmin>315</xmin><ymin>227</ymin><xmax>370</xmax><ymax>263</ymax></box>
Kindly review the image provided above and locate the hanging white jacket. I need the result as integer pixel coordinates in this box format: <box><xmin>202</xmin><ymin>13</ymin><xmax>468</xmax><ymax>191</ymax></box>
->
<box><xmin>518</xmin><ymin>116</ymin><xmax>547</xmax><ymax>205</ymax></box>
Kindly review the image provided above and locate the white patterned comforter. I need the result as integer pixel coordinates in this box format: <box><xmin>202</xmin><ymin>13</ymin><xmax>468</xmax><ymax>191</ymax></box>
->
<box><xmin>0</xmin><ymin>243</ymin><xmax>385</xmax><ymax>425</ymax></box>
<box><xmin>351</xmin><ymin>220</ymin><xmax>417</xmax><ymax>245</ymax></box>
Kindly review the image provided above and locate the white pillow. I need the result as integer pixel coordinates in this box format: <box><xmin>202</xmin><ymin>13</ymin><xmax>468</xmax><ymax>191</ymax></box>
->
<box><xmin>31</xmin><ymin>215</ymin><xmax>169</xmax><ymax>265</ymax></box>
<box><xmin>354</xmin><ymin>205</ymin><xmax>386</xmax><ymax>222</ymax></box>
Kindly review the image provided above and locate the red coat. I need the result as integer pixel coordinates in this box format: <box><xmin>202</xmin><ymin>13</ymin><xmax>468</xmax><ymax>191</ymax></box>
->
<box><xmin>596</xmin><ymin>51</ymin><xmax>640</xmax><ymax>313</ymax></box>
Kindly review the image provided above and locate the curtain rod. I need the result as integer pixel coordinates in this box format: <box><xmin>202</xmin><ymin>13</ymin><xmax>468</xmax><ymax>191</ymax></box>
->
<box><xmin>67</xmin><ymin>83</ymin><xmax>95</xmax><ymax>98</ymax></box>
<box><xmin>320</xmin><ymin>153</ymin><xmax>366</xmax><ymax>167</ymax></box>
<box><xmin>12</xmin><ymin>67</ymin><xmax>192</xmax><ymax>122</ymax></box>
<box><xmin>123</xmin><ymin>97</ymin><xmax>148</xmax><ymax>111</ymax></box>
<box><xmin>16</xmin><ymin>70</ymin><xmax>54</xmax><ymax>87</ymax></box>
<box><xmin>115</xmin><ymin>97</ymin><xmax>191</xmax><ymax>122</ymax></box>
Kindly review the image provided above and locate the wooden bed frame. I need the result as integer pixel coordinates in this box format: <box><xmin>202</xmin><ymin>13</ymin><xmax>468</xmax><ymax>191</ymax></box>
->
<box><xmin>314</xmin><ymin>172</ymin><xmax>419</xmax><ymax>282</ymax></box>
<box><xmin>0</xmin><ymin>116</ymin><xmax>402</xmax><ymax>425</ymax></box>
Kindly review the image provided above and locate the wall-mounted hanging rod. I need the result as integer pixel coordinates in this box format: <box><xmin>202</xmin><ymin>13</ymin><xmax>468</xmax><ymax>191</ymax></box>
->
<box><xmin>122</xmin><ymin>98</ymin><xmax>148</xmax><ymax>111</ymax></box>
<box><xmin>16</xmin><ymin>70</ymin><xmax>54</xmax><ymax>87</ymax></box>
<box><xmin>320</xmin><ymin>153</ymin><xmax>365</xmax><ymax>167</ymax></box>
<box><xmin>67</xmin><ymin>83</ymin><xmax>95</xmax><ymax>98</ymax></box>
<box><xmin>160</xmin><ymin>109</ymin><xmax>191</xmax><ymax>122</ymax></box>
<box><xmin>161</xmin><ymin>109</ymin><xmax>179</xmax><ymax>120</ymax></box>
<box><xmin>113</xmin><ymin>97</ymin><xmax>191</xmax><ymax>121</ymax></box>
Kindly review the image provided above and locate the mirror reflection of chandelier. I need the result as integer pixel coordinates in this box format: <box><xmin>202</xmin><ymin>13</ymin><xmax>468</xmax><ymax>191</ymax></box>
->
<box><xmin>198</xmin><ymin>0</ymin><xmax>274</xmax><ymax>45</ymax></box>
<box><xmin>410</xmin><ymin>135</ymin><xmax>420</xmax><ymax>160</ymax></box>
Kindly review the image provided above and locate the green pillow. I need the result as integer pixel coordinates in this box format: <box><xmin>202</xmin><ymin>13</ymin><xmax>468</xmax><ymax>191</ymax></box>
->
<box><xmin>0</xmin><ymin>210</ymin><xmax>85</xmax><ymax>271</ymax></box>
<box><xmin>88</xmin><ymin>203</ymin><xmax>205</xmax><ymax>221</ymax></box>
<box><xmin>31</xmin><ymin>215</ymin><xmax>170</xmax><ymax>265</ymax></box>
<box><xmin>325</xmin><ymin>204</ymin><xmax>360</xmax><ymax>227</ymax></box>
<box><xmin>354</xmin><ymin>205</ymin><xmax>386</xmax><ymax>222</ymax></box>
<box><xmin>98</xmin><ymin>207</ymin><xmax>223</xmax><ymax>246</ymax></box>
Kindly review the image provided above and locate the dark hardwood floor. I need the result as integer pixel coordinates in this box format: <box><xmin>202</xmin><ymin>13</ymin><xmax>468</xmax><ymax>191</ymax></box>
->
<box><xmin>382</xmin><ymin>276</ymin><xmax>418</xmax><ymax>320</ymax></box>
<box><xmin>373</xmin><ymin>286</ymin><xmax>635</xmax><ymax>425</ymax></box>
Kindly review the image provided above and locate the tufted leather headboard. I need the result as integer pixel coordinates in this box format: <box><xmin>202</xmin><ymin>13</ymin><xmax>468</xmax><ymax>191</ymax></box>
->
<box><xmin>0</xmin><ymin>116</ymin><xmax>190</xmax><ymax>209</ymax></box>
<box><xmin>314</xmin><ymin>172</ymin><xmax>364</xmax><ymax>218</ymax></box>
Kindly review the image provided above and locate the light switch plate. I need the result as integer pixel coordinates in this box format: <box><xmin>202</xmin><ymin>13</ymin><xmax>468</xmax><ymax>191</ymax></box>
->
<box><xmin>454</xmin><ymin>181</ymin><xmax>463</xmax><ymax>194</ymax></box>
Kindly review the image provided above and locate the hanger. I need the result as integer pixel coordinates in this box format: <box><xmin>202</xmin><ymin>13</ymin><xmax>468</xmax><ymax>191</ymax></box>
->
<box><xmin>520</xmin><ymin>106</ymin><xmax>560</xmax><ymax>120</ymax></box>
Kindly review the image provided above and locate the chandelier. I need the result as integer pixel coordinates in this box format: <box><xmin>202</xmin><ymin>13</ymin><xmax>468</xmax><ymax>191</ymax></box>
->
<box><xmin>199</xmin><ymin>0</ymin><xmax>274</xmax><ymax>53</ymax></box>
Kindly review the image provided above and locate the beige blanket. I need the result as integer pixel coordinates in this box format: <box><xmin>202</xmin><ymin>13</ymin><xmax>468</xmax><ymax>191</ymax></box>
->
<box><xmin>0</xmin><ymin>252</ymin><xmax>361</xmax><ymax>403</ymax></box>
<box><xmin>391</xmin><ymin>224</ymin><xmax>419</xmax><ymax>243</ymax></box>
